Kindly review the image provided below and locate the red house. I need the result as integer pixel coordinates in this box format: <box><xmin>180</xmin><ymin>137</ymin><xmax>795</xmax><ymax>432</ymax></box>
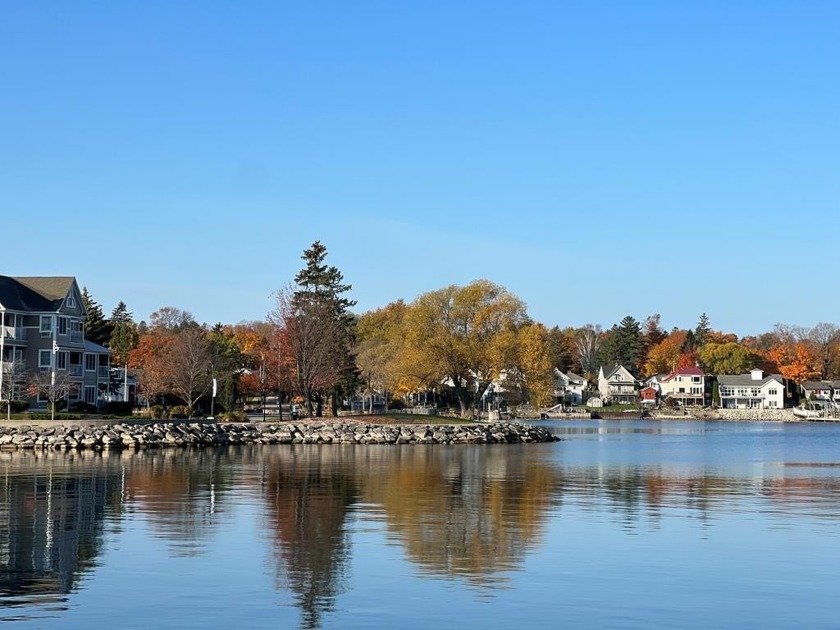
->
<box><xmin>640</xmin><ymin>387</ymin><xmax>658</xmax><ymax>404</ymax></box>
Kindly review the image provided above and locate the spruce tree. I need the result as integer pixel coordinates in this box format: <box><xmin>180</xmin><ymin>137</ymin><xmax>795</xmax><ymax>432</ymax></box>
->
<box><xmin>291</xmin><ymin>241</ymin><xmax>359</xmax><ymax>416</ymax></box>
<box><xmin>81</xmin><ymin>287</ymin><xmax>112</xmax><ymax>346</ymax></box>
<box><xmin>695</xmin><ymin>313</ymin><xmax>712</xmax><ymax>348</ymax></box>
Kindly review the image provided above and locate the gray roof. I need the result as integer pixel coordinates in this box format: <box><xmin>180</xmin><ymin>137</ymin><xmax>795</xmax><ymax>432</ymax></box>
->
<box><xmin>717</xmin><ymin>373</ymin><xmax>784</xmax><ymax>387</ymax></box>
<box><xmin>801</xmin><ymin>381</ymin><xmax>831</xmax><ymax>390</ymax></box>
<box><xmin>601</xmin><ymin>364</ymin><xmax>635</xmax><ymax>380</ymax></box>
<box><xmin>0</xmin><ymin>276</ymin><xmax>59</xmax><ymax>311</ymax></box>
<box><xmin>84</xmin><ymin>339</ymin><xmax>111</xmax><ymax>354</ymax></box>
<box><xmin>565</xmin><ymin>371</ymin><xmax>585</xmax><ymax>383</ymax></box>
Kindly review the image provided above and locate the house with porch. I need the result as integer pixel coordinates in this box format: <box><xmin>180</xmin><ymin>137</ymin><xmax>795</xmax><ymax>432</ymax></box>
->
<box><xmin>659</xmin><ymin>366</ymin><xmax>709</xmax><ymax>407</ymax></box>
<box><xmin>553</xmin><ymin>369</ymin><xmax>587</xmax><ymax>405</ymax></box>
<box><xmin>0</xmin><ymin>276</ymin><xmax>111</xmax><ymax>411</ymax></box>
<box><xmin>598</xmin><ymin>364</ymin><xmax>638</xmax><ymax>404</ymax></box>
<box><xmin>717</xmin><ymin>369</ymin><xmax>784</xmax><ymax>409</ymax></box>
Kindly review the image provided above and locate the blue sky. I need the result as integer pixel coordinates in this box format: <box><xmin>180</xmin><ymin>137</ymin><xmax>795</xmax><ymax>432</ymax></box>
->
<box><xmin>2</xmin><ymin>1</ymin><xmax>838</xmax><ymax>335</ymax></box>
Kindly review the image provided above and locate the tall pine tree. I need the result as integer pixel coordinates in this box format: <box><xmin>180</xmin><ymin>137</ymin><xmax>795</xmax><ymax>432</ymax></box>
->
<box><xmin>291</xmin><ymin>241</ymin><xmax>359</xmax><ymax>417</ymax></box>
<box><xmin>109</xmin><ymin>302</ymin><xmax>139</xmax><ymax>366</ymax></box>
<box><xmin>81</xmin><ymin>287</ymin><xmax>112</xmax><ymax>346</ymax></box>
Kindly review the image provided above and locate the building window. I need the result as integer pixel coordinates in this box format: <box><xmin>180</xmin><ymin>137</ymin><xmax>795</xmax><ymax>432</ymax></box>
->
<box><xmin>768</xmin><ymin>389</ymin><xmax>778</xmax><ymax>396</ymax></box>
<box><xmin>39</xmin><ymin>350</ymin><xmax>52</xmax><ymax>368</ymax></box>
<box><xmin>692</xmin><ymin>377</ymin><xmax>701</xmax><ymax>383</ymax></box>
<box><xmin>59</xmin><ymin>317</ymin><xmax>68</xmax><ymax>335</ymax></box>
<box><xmin>67</xmin><ymin>295</ymin><xmax>76</xmax><ymax>308</ymax></box>
<box><xmin>85</xmin><ymin>354</ymin><xmax>97</xmax><ymax>372</ymax></box>
<box><xmin>84</xmin><ymin>386</ymin><xmax>96</xmax><ymax>404</ymax></box>
<box><xmin>57</xmin><ymin>352</ymin><xmax>68</xmax><ymax>370</ymax></box>
<box><xmin>40</xmin><ymin>316</ymin><xmax>53</xmax><ymax>337</ymax></box>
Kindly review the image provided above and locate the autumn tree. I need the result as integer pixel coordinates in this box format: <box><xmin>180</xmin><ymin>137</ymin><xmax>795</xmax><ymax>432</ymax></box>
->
<box><xmin>271</xmin><ymin>288</ymin><xmax>344</xmax><ymax>417</ymax></box>
<box><xmin>547</xmin><ymin>326</ymin><xmax>579</xmax><ymax>374</ymax></box>
<box><xmin>402</xmin><ymin>280</ymin><xmax>529</xmax><ymax>416</ymax></box>
<box><xmin>149</xmin><ymin>306</ymin><xmax>195</xmax><ymax>331</ymax></box>
<box><xmin>129</xmin><ymin>330</ymin><xmax>174</xmax><ymax>407</ymax></box>
<box><xmin>356</xmin><ymin>301</ymin><xmax>407</xmax><ymax>413</ymax></box>
<box><xmin>767</xmin><ymin>342</ymin><xmax>820</xmax><ymax>384</ymax></box>
<box><xmin>516</xmin><ymin>323</ymin><xmax>555</xmax><ymax>408</ymax></box>
<box><xmin>167</xmin><ymin>326</ymin><xmax>214</xmax><ymax>413</ymax></box>
<box><xmin>808</xmin><ymin>323</ymin><xmax>839</xmax><ymax>379</ymax></box>
<box><xmin>698</xmin><ymin>342</ymin><xmax>760</xmax><ymax>375</ymax></box>
<box><xmin>644</xmin><ymin>331</ymin><xmax>687</xmax><ymax>376</ymax></box>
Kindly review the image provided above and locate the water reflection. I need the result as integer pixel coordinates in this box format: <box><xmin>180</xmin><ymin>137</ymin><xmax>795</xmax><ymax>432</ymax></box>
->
<box><xmin>1</xmin><ymin>427</ymin><xmax>840</xmax><ymax>627</ymax></box>
<box><xmin>261</xmin><ymin>448</ymin><xmax>358</xmax><ymax>630</ymax></box>
<box><xmin>0</xmin><ymin>451</ymin><xmax>123</xmax><ymax>620</ymax></box>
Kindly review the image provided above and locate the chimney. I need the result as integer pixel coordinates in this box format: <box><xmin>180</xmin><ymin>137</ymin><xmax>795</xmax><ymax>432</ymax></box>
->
<box><xmin>750</xmin><ymin>368</ymin><xmax>763</xmax><ymax>381</ymax></box>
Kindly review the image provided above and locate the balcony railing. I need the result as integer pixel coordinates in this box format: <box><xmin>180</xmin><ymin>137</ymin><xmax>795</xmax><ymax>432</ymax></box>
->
<box><xmin>69</xmin><ymin>365</ymin><xmax>83</xmax><ymax>377</ymax></box>
<box><xmin>0</xmin><ymin>326</ymin><xmax>24</xmax><ymax>340</ymax></box>
<box><xmin>98</xmin><ymin>366</ymin><xmax>110</xmax><ymax>379</ymax></box>
<box><xmin>70</xmin><ymin>331</ymin><xmax>83</xmax><ymax>344</ymax></box>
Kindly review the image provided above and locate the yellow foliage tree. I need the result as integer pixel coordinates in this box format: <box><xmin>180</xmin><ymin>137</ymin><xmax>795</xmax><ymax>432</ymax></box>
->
<box><xmin>517</xmin><ymin>323</ymin><xmax>555</xmax><ymax>408</ymax></box>
<box><xmin>402</xmin><ymin>280</ymin><xmax>529</xmax><ymax>415</ymax></box>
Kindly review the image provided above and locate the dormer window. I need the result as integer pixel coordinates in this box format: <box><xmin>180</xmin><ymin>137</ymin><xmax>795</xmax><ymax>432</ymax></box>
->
<box><xmin>67</xmin><ymin>294</ymin><xmax>76</xmax><ymax>308</ymax></box>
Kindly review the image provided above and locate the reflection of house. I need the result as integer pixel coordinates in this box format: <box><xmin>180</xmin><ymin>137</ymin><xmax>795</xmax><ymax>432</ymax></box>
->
<box><xmin>553</xmin><ymin>370</ymin><xmax>587</xmax><ymax>404</ymax></box>
<box><xmin>659</xmin><ymin>366</ymin><xmax>709</xmax><ymax>407</ymax></box>
<box><xmin>718</xmin><ymin>369</ymin><xmax>784</xmax><ymax>409</ymax></box>
<box><xmin>598</xmin><ymin>365</ymin><xmax>638</xmax><ymax>404</ymax></box>
<box><xmin>0</xmin><ymin>276</ymin><xmax>111</xmax><ymax>409</ymax></box>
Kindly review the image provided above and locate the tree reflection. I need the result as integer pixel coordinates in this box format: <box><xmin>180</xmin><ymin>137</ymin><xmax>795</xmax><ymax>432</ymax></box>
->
<box><xmin>261</xmin><ymin>447</ymin><xmax>358</xmax><ymax>630</ymax></box>
<box><xmin>357</xmin><ymin>447</ymin><xmax>556</xmax><ymax>586</ymax></box>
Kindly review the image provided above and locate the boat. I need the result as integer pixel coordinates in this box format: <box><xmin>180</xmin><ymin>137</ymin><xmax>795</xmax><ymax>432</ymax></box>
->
<box><xmin>793</xmin><ymin>400</ymin><xmax>839</xmax><ymax>421</ymax></box>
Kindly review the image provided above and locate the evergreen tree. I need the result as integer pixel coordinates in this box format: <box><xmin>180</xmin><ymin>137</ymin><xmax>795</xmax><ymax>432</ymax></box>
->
<box><xmin>288</xmin><ymin>241</ymin><xmax>359</xmax><ymax>416</ymax></box>
<box><xmin>109</xmin><ymin>302</ymin><xmax>139</xmax><ymax>366</ymax></box>
<box><xmin>611</xmin><ymin>315</ymin><xmax>645</xmax><ymax>375</ymax></box>
<box><xmin>81</xmin><ymin>287</ymin><xmax>112</xmax><ymax>346</ymax></box>
<box><xmin>695</xmin><ymin>313</ymin><xmax>712</xmax><ymax>348</ymax></box>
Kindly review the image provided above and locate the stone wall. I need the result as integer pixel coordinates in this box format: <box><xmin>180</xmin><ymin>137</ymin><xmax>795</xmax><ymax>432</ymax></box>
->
<box><xmin>0</xmin><ymin>421</ymin><xmax>560</xmax><ymax>451</ymax></box>
<box><xmin>694</xmin><ymin>408</ymin><xmax>798</xmax><ymax>422</ymax></box>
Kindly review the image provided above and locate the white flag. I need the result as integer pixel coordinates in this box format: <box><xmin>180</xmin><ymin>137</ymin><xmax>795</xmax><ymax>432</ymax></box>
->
<box><xmin>212</xmin><ymin>378</ymin><xmax>217</xmax><ymax>397</ymax></box>
<box><xmin>52</xmin><ymin>340</ymin><xmax>59</xmax><ymax>354</ymax></box>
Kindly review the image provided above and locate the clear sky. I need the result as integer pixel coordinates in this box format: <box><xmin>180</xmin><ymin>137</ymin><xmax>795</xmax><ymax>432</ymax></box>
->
<box><xmin>2</xmin><ymin>1</ymin><xmax>838</xmax><ymax>336</ymax></box>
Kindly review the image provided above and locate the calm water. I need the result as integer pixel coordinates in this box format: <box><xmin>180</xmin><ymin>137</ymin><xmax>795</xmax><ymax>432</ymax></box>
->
<box><xmin>2</xmin><ymin>420</ymin><xmax>839</xmax><ymax>629</ymax></box>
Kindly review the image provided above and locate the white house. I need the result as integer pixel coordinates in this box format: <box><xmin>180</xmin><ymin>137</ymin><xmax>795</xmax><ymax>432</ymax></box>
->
<box><xmin>717</xmin><ymin>369</ymin><xmax>784</xmax><ymax>409</ymax></box>
<box><xmin>554</xmin><ymin>369</ymin><xmax>587</xmax><ymax>405</ymax></box>
<box><xmin>659</xmin><ymin>366</ymin><xmax>708</xmax><ymax>407</ymax></box>
<box><xmin>598</xmin><ymin>365</ymin><xmax>638</xmax><ymax>404</ymax></box>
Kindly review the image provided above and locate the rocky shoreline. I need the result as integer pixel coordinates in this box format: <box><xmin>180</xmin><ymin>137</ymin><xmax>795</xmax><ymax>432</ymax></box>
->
<box><xmin>0</xmin><ymin>421</ymin><xmax>560</xmax><ymax>451</ymax></box>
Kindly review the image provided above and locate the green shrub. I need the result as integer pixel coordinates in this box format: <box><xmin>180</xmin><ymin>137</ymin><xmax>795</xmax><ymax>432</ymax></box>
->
<box><xmin>388</xmin><ymin>399</ymin><xmax>406</xmax><ymax>411</ymax></box>
<box><xmin>150</xmin><ymin>405</ymin><xmax>166</xmax><ymax>419</ymax></box>
<box><xmin>0</xmin><ymin>400</ymin><xmax>29</xmax><ymax>413</ymax></box>
<box><xmin>29</xmin><ymin>413</ymin><xmax>83</xmax><ymax>421</ymax></box>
